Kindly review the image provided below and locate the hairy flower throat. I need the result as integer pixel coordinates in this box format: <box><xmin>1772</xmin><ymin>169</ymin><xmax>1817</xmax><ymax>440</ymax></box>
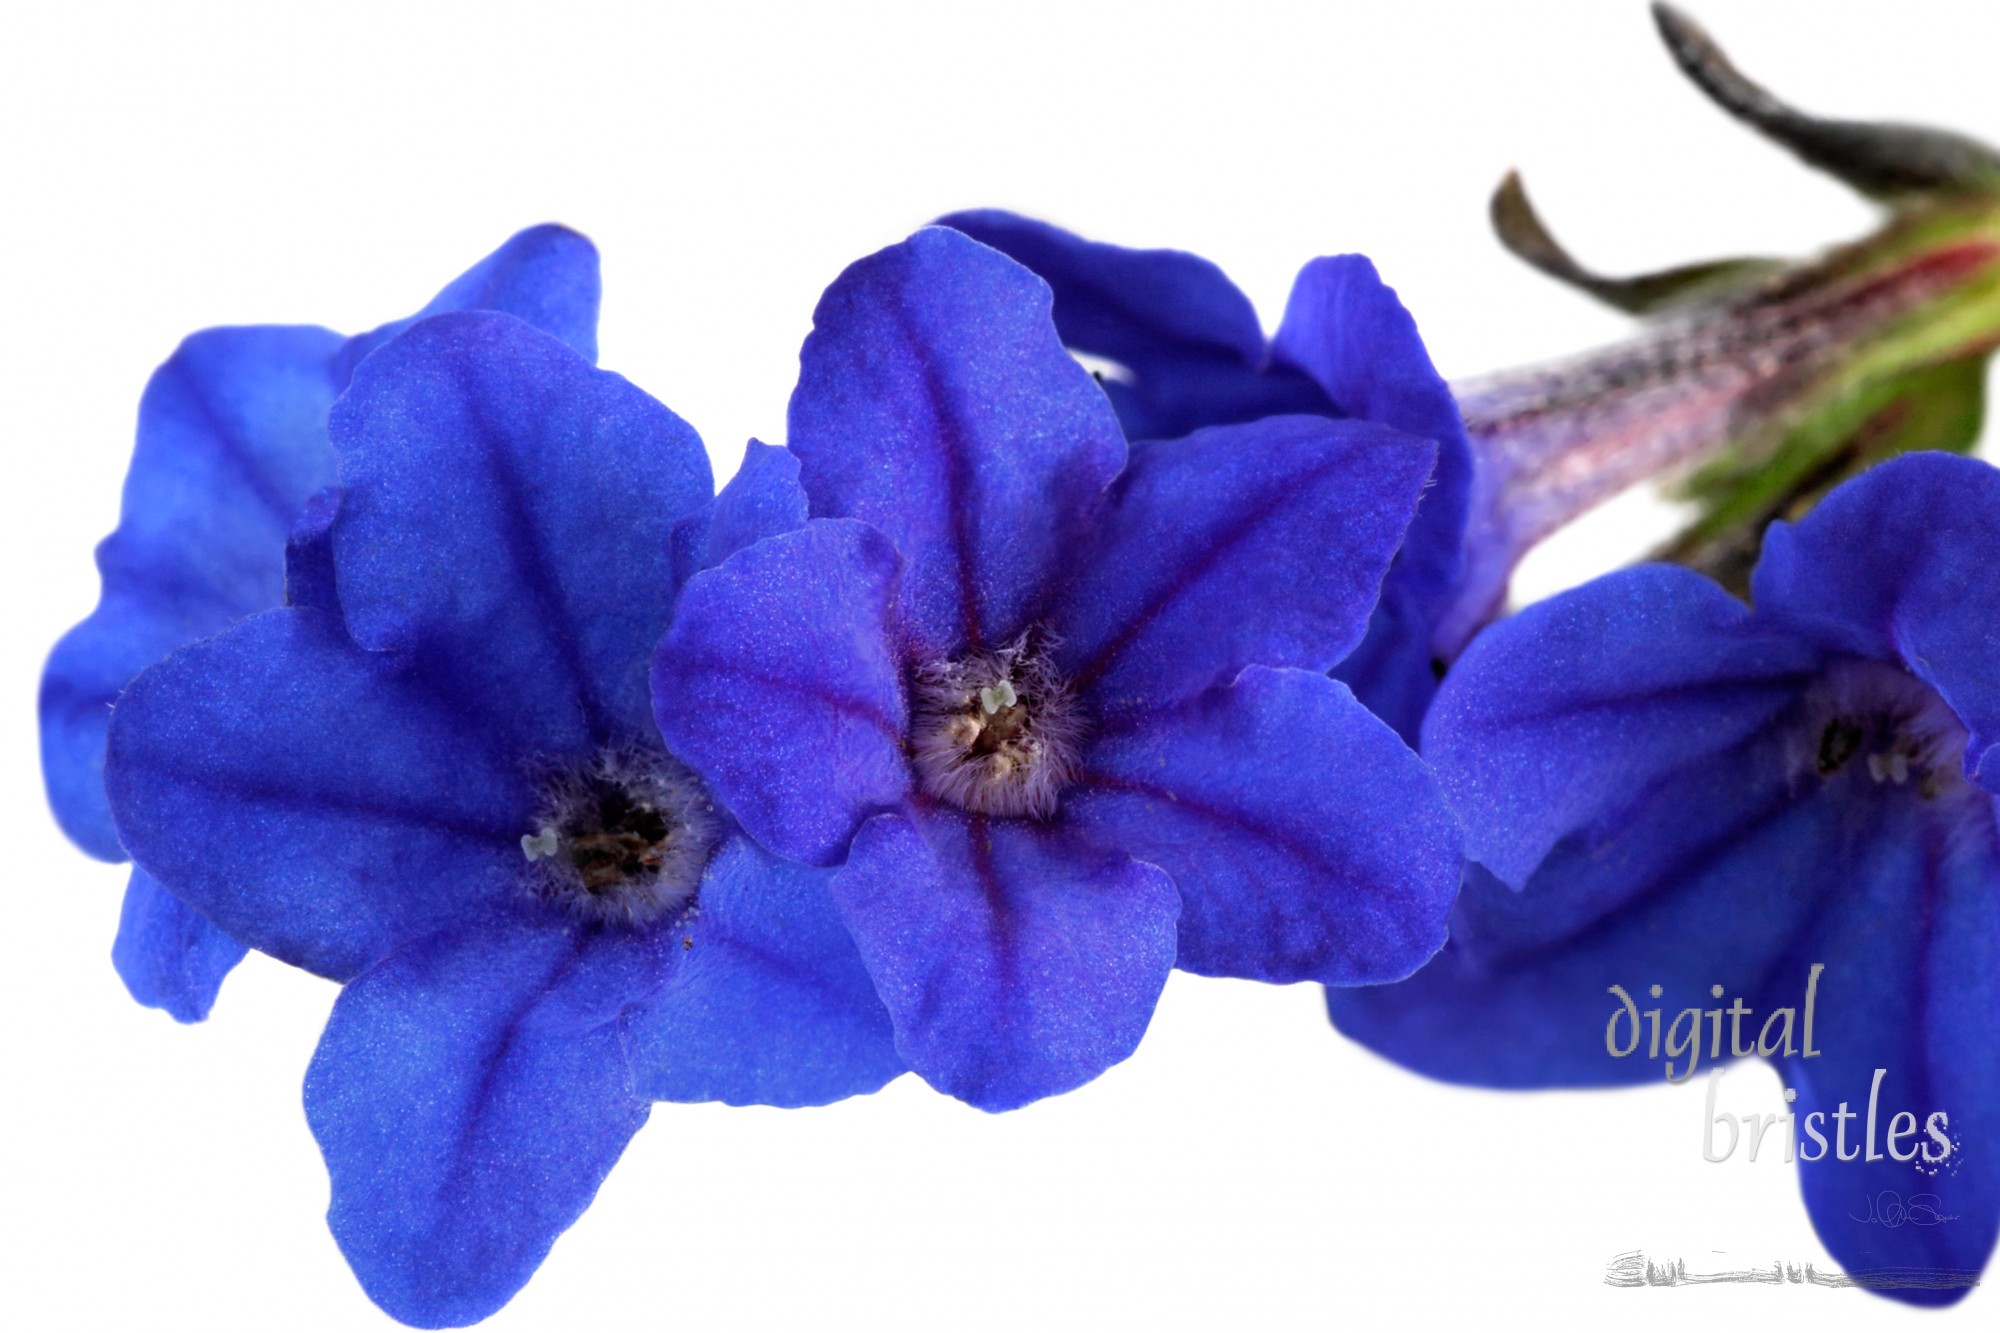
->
<box><xmin>910</xmin><ymin>629</ymin><xmax>1085</xmax><ymax>819</ymax></box>
<box><xmin>1799</xmin><ymin>659</ymin><xmax>1971</xmax><ymax>803</ymax></box>
<box><xmin>521</xmin><ymin>746</ymin><xmax>717</xmax><ymax>925</ymax></box>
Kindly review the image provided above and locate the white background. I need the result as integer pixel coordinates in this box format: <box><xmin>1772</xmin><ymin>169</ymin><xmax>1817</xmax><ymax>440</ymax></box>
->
<box><xmin>3</xmin><ymin>1</ymin><xmax>1996</xmax><ymax>1328</ymax></box>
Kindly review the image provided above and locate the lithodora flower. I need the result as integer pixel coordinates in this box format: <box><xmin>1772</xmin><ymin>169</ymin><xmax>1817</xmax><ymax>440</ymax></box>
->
<box><xmin>1331</xmin><ymin>453</ymin><xmax>2000</xmax><ymax>1304</ymax></box>
<box><xmin>103</xmin><ymin>313</ymin><xmax>902</xmax><ymax>1327</ymax></box>
<box><xmin>39</xmin><ymin>225</ymin><xmax>600</xmax><ymax>1021</ymax></box>
<box><xmin>937</xmin><ymin>209</ymin><xmax>1472</xmax><ymax>744</ymax></box>
<box><xmin>653</xmin><ymin>227</ymin><xmax>1463</xmax><ymax>1112</ymax></box>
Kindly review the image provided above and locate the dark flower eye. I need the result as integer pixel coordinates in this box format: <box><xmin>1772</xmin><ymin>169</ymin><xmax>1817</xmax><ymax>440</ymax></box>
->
<box><xmin>1815</xmin><ymin>718</ymin><xmax>1863</xmax><ymax>775</ymax></box>
<box><xmin>520</xmin><ymin>745</ymin><xmax>718</xmax><ymax>923</ymax></box>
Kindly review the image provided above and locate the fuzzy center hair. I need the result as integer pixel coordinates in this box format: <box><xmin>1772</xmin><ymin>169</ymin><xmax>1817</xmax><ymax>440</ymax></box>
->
<box><xmin>520</xmin><ymin>745</ymin><xmax>718</xmax><ymax>927</ymax></box>
<box><xmin>1797</xmin><ymin>658</ymin><xmax>1971</xmax><ymax>802</ymax></box>
<box><xmin>909</xmin><ymin>628</ymin><xmax>1085</xmax><ymax>820</ymax></box>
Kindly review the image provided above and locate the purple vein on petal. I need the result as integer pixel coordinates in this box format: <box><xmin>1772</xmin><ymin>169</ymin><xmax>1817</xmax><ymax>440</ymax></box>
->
<box><xmin>1071</xmin><ymin>770</ymin><xmax>1360</xmax><ymax>886</ymax></box>
<box><xmin>660</xmin><ymin>655</ymin><xmax>906</xmax><ymax>743</ymax></box>
<box><xmin>1488</xmin><ymin>778</ymin><xmax>1811</xmax><ymax>973</ymax></box>
<box><xmin>964</xmin><ymin>815</ymin><xmax>1019</xmax><ymax>971</ymax></box>
<box><xmin>1477</xmin><ymin>669</ymin><xmax>1819</xmax><ymax>733</ymax></box>
<box><xmin>463</xmin><ymin>385</ymin><xmax>612</xmax><ymax>742</ymax></box>
<box><xmin>193</xmin><ymin>775</ymin><xmax>521</xmax><ymax>845</ymax></box>
<box><xmin>891</xmin><ymin>301</ymin><xmax>985</xmax><ymax>651</ymax></box>
<box><xmin>161</xmin><ymin>355</ymin><xmax>322</xmax><ymax>528</ymax></box>
<box><xmin>435</xmin><ymin>930</ymin><xmax>600</xmax><ymax>1193</ymax></box>
<box><xmin>1065</xmin><ymin>465</ymin><xmax>1353</xmax><ymax>699</ymax></box>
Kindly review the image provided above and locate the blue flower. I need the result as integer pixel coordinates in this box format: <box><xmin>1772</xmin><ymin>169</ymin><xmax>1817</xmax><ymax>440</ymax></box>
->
<box><xmin>935</xmin><ymin>209</ymin><xmax>1472</xmax><ymax>743</ymax></box>
<box><xmin>102</xmin><ymin>312</ymin><xmax>903</xmax><ymax>1328</ymax></box>
<box><xmin>651</xmin><ymin>227</ymin><xmax>1462</xmax><ymax>1112</ymax></box>
<box><xmin>1329</xmin><ymin>452</ymin><xmax>2000</xmax><ymax>1303</ymax></box>
<box><xmin>41</xmin><ymin>226</ymin><xmax>601</xmax><ymax>1023</ymax></box>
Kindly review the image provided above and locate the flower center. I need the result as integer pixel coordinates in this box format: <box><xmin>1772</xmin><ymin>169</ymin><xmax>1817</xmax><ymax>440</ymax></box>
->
<box><xmin>909</xmin><ymin>628</ymin><xmax>1085</xmax><ymax>819</ymax></box>
<box><xmin>520</xmin><ymin>746</ymin><xmax>717</xmax><ymax>925</ymax></box>
<box><xmin>1799</xmin><ymin>659</ymin><xmax>1970</xmax><ymax>801</ymax></box>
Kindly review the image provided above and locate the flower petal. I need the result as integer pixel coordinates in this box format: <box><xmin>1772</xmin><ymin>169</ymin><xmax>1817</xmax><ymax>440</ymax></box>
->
<box><xmin>1271</xmin><ymin>254</ymin><xmax>1475</xmax><ymax>738</ymax></box>
<box><xmin>305</xmin><ymin>909</ymin><xmax>654</xmax><ymax>1328</ymax></box>
<box><xmin>931</xmin><ymin>210</ymin><xmax>1330</xmax><ymax>442</ymax></box>
<box><xmin>1329</xmin><ymin>594</ymin><xmax>1444</xmax><ymax>748</ymax></box>
<box><xmin>1048</xmin><ymin>415</ymin><xmax>1434</xmax><ymax>719</ymax></box>
<box><xmin>334</xmin><ymin>223</ymin><xmax>602</xmax><ymax>377</ymax></box>
<box><xmin>40</xmin><ymin>325</ymin><xmax>345</xmax><ymax>860</ymax></box>
<box><xmin>703</xmin><ymin>439</ymin><xmax>809</xmax><ymax>569</ymax></box>
<box><xmin>626</xmin><ymin>833</ymin><xmax>904</xmax><ymax>1106</ymax></box>
<box><xmin>110</xmin><ymin>867</ymin><xmax>248</xmax><ymax>1024</ymax></box>
<box><xmin>1752</xmin><ymin>452</ymin><xmax>2000</xmax><ymax>794</ymax></box>
<box><xmin>330</xmin><ymin>311</ymin><xmax>711</xmax><ymax>752</ymax></box>
<box><xmin>1104</xmin><ymin>358</ymin><xmax>1334</xmax><ymax>447</ymax></box>
<box><xmin>1328</xmin><ymin>720</ymin><xmax>1848</xmax><ymax>1086</ymax></box>
<box><xmin>1425</xmin><ymin>563</ymin><xmax>1822</xmax><ymax>888</ymax></box>
<box><xmin>830</xmin><ymin>806</ymin><xmax>1178</xmax><ymax>1111</ymax></box>
<box><xmin>788</xmin><ymin>226</ymin><xmax>1127</xmax><ymax>658</ymax></box>
<box><xmin>43</xmin><ymin>228</ymin><xmax>603</xmax><ymax>866</ymax></box>
<box><xmin>104</xmin><ymin>609</ymin><xmax>529</xmax><ymax>981</ymax></box>
<box><xmin>1070</xmin><ymin>667</ymin><xmax>1458</xmax><ymax>984</ymax></box>
<box><xmin>1781</xmin><ymin>794</ymin><xmax>2000</xmax><ymax>1304</ymax></box>
<box><xmin>667</xmin><ymin>439</ymin><xmax>812</xmax><ymax>593</ymax></box>
<box><xmin>283</xmin><ymin>486</ymin><xmax>343</xmax><ymax>614</ymax></box>
<box><xmin>1270</xmin><ymin>256</ymin><xmax>1470</xmax><ymax>580</ymax></box>
<box><xmin>652</xmin><ymin>519</ymin><xmax>910</xmax><ymax>866</ymax></box>
<box><xmin>932</xmin><ymin>210</ymin><xmax>1266</xmax><ymax>373</ymax></box>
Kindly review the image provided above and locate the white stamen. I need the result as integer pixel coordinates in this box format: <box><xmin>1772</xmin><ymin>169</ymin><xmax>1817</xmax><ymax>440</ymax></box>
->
<box><xmin>521</xmin><ymin>827</ymin><xmax>560</xmax><ymax>860</ymax></box>
<box><xmin>980</xmin><ymin>680</ymin><xmax>1017</xmax><ymax>715</ymax></box>
<box><xmin>1799</xmin><ymin>658</ymin><xmax>1970</xmax><ymax>807</ymax></box>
